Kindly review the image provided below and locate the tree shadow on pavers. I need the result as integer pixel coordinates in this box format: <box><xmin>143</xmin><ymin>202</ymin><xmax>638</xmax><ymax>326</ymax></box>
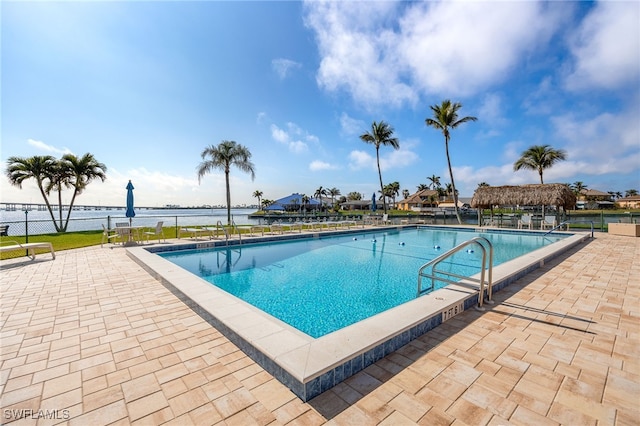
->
<box><xmin>306</xmin><ymin>237</ymin><xmax>595</xmax><ymax>420</ymax></box>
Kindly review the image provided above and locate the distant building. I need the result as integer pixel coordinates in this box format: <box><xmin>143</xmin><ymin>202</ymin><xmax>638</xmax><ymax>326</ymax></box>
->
<box><xmin>576</xmin><ymin>189</ymin><xmax>614</xmax><ymax>209</ymax></box>
<box><xmin>340</xmin><ymin>200</ymin><xmax>374</xmax><ymax>211</ymax></box>
<box><xmin>616</xmin><ymin>195</ymin><xmax>640</xmax><ymax>209</ymax></box>
<box><xmin>396</xmin><ymin>189</ymin><xmax>438</xmax><ymax>211</ymax></box>
<box><xmin>264</xmin><ymin>193</ymin><xmax>322</xmax><ymax>212</ymax></box>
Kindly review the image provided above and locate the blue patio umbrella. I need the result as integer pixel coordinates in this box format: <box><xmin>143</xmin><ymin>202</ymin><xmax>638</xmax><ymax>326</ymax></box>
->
<box><xmin>371</xmin><ymin>193</ymin><xmax>377</xmax><ymax>212</ymax></box>
<box><xmin>125</xmin><ymin>180</ymin><xmax>135</xmax><ymax>225</ymax></box>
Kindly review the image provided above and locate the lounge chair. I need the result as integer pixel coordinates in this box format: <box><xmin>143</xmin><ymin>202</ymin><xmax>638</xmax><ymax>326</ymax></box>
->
<box><xmin>518</xmin><ymin>214</ymin><xmax>533</xmax><ymax>230</ymax></box>
<box><xmin>101</xmin><ymin>224</ymin><xmax>120</xmax><ymax>246</ymax></box>
<box><xmin>143</xmin><ymin>221</ymin><xmax>166</xmax><ymax>243</ymax></box>
<box><xmin>0</xmin><ymin>240</ymin><xmax>56</xmax><ymax>260</ymax></box>
<box><xmin>540</xmin><ymin>215</ymin><xmax>557</xmax><ymax>230</ymax></box>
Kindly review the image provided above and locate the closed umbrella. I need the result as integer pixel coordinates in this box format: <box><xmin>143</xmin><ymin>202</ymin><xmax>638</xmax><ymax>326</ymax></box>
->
<box><xmin>125</xmin><ymin>180</ymin><xmax>135</xmax><ymax>226</ymax></box>
<box><xmin>371</xmin><ymin>193</ymin><xmax>377</xmax><ymax>212</ymax></box>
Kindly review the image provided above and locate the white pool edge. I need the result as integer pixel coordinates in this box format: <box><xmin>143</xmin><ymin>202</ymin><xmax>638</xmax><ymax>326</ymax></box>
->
<box><xmin>127</xmin><ymin>226</ymin><xmax>589</xmax><ymax>401</ymax></box>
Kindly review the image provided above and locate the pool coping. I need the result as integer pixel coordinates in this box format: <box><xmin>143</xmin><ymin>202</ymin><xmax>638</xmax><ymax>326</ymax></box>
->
<box><xmin>127</xmin><ymin>225</ymin><xmax>589</xmax><ymax>401</ymax></box>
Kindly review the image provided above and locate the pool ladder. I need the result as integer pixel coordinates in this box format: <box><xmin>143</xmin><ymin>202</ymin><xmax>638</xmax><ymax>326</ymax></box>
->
<box><xmin>216</xmin><ymin>220</ymin><xmax>242</xmax><ymax>245</ymax></box>
<box><xmin>417</xmin><ymin>236</ymin><xmax>494</xmax><ymax>310</ymax></box>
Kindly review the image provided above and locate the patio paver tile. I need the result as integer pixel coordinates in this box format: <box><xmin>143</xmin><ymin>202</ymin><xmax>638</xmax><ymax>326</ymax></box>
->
<box><xmin>0</xmin><ymin>233</ymin><xmax>637</xmax><ymax>425</ymax></box>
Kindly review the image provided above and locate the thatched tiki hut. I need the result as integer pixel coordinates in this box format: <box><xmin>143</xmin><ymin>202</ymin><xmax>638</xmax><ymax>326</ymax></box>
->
<box><xmin>471</xmin><ymin>184</ymin><xmax>577</xmax><ymax>224</ymax></box>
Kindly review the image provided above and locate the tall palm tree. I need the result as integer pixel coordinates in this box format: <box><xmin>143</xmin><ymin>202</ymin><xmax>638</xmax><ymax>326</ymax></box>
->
<box><xmin>427</xmin><ymin>174</ymin><xmax>441</xmax><ymax>190</ymax></box>
<box><xmin>44</xmin><ymin>159</ymin><xmax>73</xmax><ymax>231</ymax></box>
<box><xmin>328</xmin><ymin>187</ymin><xmax>341</xmax><ymax>210</ymax></box>
<box><xmin>314</xmin><ymin>186</ymin><xmax>327</xmax><ymax>210</ymax></box>
<box><xmin>387</xmin><ymin>181</ymin><xmax>400</xmax><ymax>209</ymax></box>
<box><xmin>513</xmin><ymin>144</ymin><xmax>567</xmax><ymax>184</ymax></box>
<box><xmin>425</xmin><ymin>100</ymin><xmax>477</xmax><ymax>224</ymax></box>
<box><xmin>6</xmin><ymin>155</ymin><xmax>59</xmax><ymax>227</ymax></box>
<box><xmin>252</xmin><ymin>190</ymin><xmax>263</xmax><ymax>210</ymax></box>
<box><xmin>60</xmin><ymin>153</ymin><xmax>107</xmax><ymax>232</ymax></box>
<box><xmin>198</xmin><ymin>140</ymin><xmax>255</xmax><ymax>225</ymax></box>
<box><xmin>359</xmin><ymin>121</ymin><xmax>400</xmax><ymax>214</ymax></box>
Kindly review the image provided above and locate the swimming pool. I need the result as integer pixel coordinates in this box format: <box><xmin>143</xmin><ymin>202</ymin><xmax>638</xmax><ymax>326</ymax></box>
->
<box><xmin>159</xmin><ymin>228</ymin><xmax>566</xmax><ymax>337</ymax></box>
<box><xmin>129</xmin><ymin>225</ymin><xmax>587</xmax><ymax>401</ymax></box>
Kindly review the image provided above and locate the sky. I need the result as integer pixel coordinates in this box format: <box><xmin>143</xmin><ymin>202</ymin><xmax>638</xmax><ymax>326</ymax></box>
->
<box><xmin>1</xmin><ymin>0</ymin><xmax>639</xmax><ymax>208</ymax></box>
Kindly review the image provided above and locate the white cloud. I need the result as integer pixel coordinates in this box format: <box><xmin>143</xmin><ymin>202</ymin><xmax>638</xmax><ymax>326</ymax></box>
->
<box><xmin>271</xmin><ymin>58</ymin><xmax>302</xmax><ymax>79</ymax></box>
<box><xmin>543</xmin><ymin>108</ymin><xmax>640</xmax><ymax>183</ymax></box>
<box><xmin>309</xmin><ymin>160</ymin><xmax>337</xmax><ymax>171</ymax></box>
<box><xmin>270</xmin><ymin>122</ymin><xmax>319</xmax><ymax>154</ymax></box>
<box><xmin>477</xmin><ymin>93</ymin><xmax>508</xmax><ymax>127</ymax></box>
<box><xmin>304</xmin><ymin>1</ymin><xmax>566</xmax><ymax>106</ymax></box>
<box><xmin>565</xmin><ymin>1</ymin><xmax>640</xmax><ymax>91</ymax></box>
<box><xmin>339</xmin><ymin>112</ymin><xmax>365</xmax><ymax>137</ymax></box>
<box><xmin>348</xmin><ymin>146</ymin><xmax>418</xmax><ymax>172</ymax></box>
<box><xmin>348</xmin><ymin>150</ymin><xmax>374</xmax><ymax>170</ymax></box>
<box><xmin>27</xmin><ymin>138</ymin><xmax>72</xmax><ymax>155</ymax></box>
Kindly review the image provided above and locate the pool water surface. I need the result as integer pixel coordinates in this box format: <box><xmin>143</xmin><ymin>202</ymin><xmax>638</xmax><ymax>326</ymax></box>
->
<box><xmin>160</xmin><ymin>228</ymin><xmax>565</xmax><ymax>337</ymax></box>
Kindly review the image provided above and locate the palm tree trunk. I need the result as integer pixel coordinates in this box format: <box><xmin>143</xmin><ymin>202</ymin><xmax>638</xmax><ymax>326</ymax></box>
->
<box><xmin>36</xmin><ymin>181</ymin><xmax>61</xmax><ymax>232</ymax></box>
<box><xmin>376</xmin><ymin>147</ymin><xmax>387</xmax><ymax>214</ymax></box>
<box><xmin>63</xmin><ymin>189</ymin><xmax>80</xmax><ymax>232</ymax></box>
<box><xmin>445</xmin><ymin>138</ymin><xmax>462</xmax><ymax>224</ymax></box>
<box><xmin>225</xmin><ymin>170</ymin><xmax>231</xmax><ymax>225</ymax></box>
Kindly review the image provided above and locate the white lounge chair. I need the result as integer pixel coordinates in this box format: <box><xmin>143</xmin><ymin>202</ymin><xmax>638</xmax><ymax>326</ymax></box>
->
<box><xmin>540</xmin><ymin>215</ymin><xmax>557</xmax><ymax>230</ymax></box>
<box><xmin>0</xmin><ymin>240</ymin><xmax>56</xmax><ymax>260</ymax></box>
<box><xmin>144</xmin><ymin>221</ymin><xmax>166</xmax><ymax>243</ymax></box>
<box><xmin>518</xmin><ymin>214</ymin><xmax>533</xmax><ymax>230</ymax></box>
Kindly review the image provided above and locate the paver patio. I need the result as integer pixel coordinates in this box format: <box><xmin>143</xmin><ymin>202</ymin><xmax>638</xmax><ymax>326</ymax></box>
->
<box><xmin>1</xmin><ymin>232</ymin><xmax>638</xmax><ymax>425</ymax></box>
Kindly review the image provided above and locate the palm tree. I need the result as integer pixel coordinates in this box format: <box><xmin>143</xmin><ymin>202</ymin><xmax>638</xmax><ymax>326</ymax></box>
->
<box><xmin>626</xmin><ymin>189</ymin><xmax>639</xmax><ymax>197</ymax></box>
<box><xmin>6</xmin><ymin>154</ymin><xmax>106</xmax><ymax>232</ymax></box>
<box><xmin>198</xmin><ymin>140</ymin><xmax>255</xmax><ymax>225</ymax></box>
<box><xmin>45</xmin><ymin>159</ymin><xmax>73</xmax><ymax>231</ymax></box>
<box><xmin>513</xmin><ymin>145</ymin><xmax>567</xmax><ymax>184</ymax></box>
<box><xmin>427</xmin><ymin>174</ymin><xmax>441</xmax><ymax>190</ymax></box>
<box><xmin>402</xmin><ymin>189</ymin><xmax>410</xmax><ymax>200</ymax></box>
<box><xmin>328</xmin><ymin>187</ymin><xmax>341</xmax><ymax>210</ymax></box>
<box><xmin>314</xmin><ymin>186</ymin><xmax>327</xmax><ymax>210</ymax></box>
<box><xmin>6</xmin><ymin>155</ymin><xmax>58</xmax><ymax>226</ymax></box>
<box><xmin>387</xmin><ymin>181</ymin><xmax>400</xmax><ymax>209</ymax></box>
<box><xmin>359</xmin><ymin>121</ymin><xmax>400</xmax><ymax>214</ymax></box>
<box><xmin>60</xmin><ymin>153</ymin><xmax>107</xmax><ymax>232</ymax></box>
<box><xmin>347</xmin><ymin>192</ymin><xmax>362</xmax><ymax>201</ymax></box>
<box><xmin>252</xmin><ymin>190</ymin><xmax>263</xmax><ymax>210</ymax></box>
<box><xmin>301</xmin><ymin>194</ymin><xmax>310</xmax><ymax>214</ymax></box>
<box><xmin>416</xmin><ymin>183</ymin><xmax>429</xmax><ymax>191</ymax></box>
<box><xmin>570</xmin><ymin>181</ymin><xmax>587</xmax><ymax>198</ymax></box>
<box><xmin>425</xmin><ymin>100</ymin><xmax>477</xmax><ymax>224</ymax></box>
<box><xmin>477</xmin><ymin>182</ymin><xmax>490</xmax><ymax>188</ymax></box>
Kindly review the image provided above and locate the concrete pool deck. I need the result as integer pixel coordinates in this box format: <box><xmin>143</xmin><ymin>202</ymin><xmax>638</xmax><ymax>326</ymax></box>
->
<box><xmin>1</xmin><ymin>231</ymin><xmax>638</xmax><ymax>424</ymax></box>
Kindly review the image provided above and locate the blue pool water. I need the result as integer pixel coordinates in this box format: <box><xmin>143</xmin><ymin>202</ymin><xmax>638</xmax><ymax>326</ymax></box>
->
<box><xmin>160</xmin><ymin>228</ymin><xmax>565</xmax><ymax>337</ymax></box>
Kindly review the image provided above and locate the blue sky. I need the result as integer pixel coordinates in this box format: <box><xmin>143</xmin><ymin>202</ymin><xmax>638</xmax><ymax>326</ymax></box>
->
<box><xmin>2</xmin><ymin>1</ymin><xmax>639</xmax><ymax>208</ymax></box>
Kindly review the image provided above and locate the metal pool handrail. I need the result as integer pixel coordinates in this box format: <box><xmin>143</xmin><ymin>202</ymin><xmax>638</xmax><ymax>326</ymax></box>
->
<box><xmin>417</xmin><ymin>236</ymin><xmax>494</xmax><ymax>310</ymax></box>
<box><xmin>543</xmin><ymin>220</ymin><xmax>594</xmax><ymax>238</ymax></box>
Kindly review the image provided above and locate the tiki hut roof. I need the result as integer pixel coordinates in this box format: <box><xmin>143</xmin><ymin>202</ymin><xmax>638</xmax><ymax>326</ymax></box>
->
<box><xmin>471</xmin><ymin>184</ymin><xmax>576</xmax><ymax>209</ymax></box>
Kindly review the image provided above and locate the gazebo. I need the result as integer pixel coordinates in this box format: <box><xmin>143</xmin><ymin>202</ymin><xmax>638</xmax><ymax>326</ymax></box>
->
<box><xmin>471</xmin><ymin>184</ymin><xmax>577</xmax><ymax>225</ymax></box>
